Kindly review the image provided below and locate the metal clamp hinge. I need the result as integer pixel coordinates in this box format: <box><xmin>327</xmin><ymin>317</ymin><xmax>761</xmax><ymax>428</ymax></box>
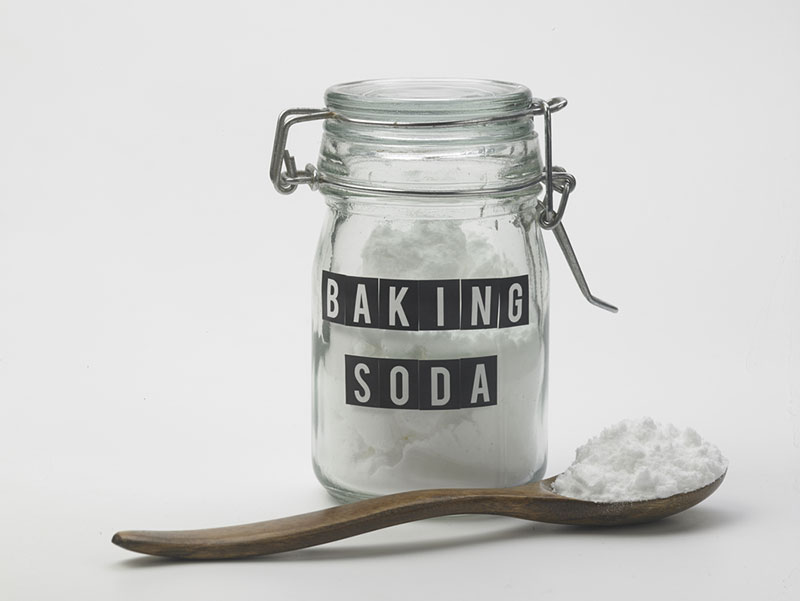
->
<box><xmin>270</xmin><ymin>109</ymin><xmax>332</xmax><ymax>194</ymax></box>
<box><xmin>541</xmin><ymin>176</ymin><xmax>618</xmax><ymax>313</ymax></box>
<box><xmin>532</xmin><ymin>101</ymin><xmax>618</xmax><ymax>313</ymax></box>
<box><xmin>268</xmin><ymin>100</ymin><xmax>617</xmax><ymax>312</ymax></box>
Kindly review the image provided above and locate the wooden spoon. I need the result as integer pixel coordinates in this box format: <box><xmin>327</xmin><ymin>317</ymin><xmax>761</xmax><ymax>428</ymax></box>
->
<box><xmin>112</xmin><ymin>472</ymin><xmax>725</xmax><ymax>560</ymax></box>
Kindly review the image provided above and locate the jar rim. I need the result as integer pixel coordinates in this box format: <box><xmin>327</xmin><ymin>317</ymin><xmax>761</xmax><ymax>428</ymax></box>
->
<box><xmin>324</xmin><ymin>78</ymin><xmax>533</xmax><ymax>123</ymax></box>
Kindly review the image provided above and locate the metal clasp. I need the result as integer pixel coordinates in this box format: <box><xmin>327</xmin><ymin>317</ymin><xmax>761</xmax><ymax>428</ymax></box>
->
<box><xmin>530</xmin><ymin>98</ymin><xmax>618</xmax><ymax>313</ymax></box>
<box><xmin>532</xmin><ymin>97</ymin><xmax>569</xmax><ymax>230</ymax></box>
<box><xmin>270</xmin><ymin>108</ymin><xmax>332</xmax><ymax>194</ymax></box>
<box><xmin>268</xmin><ymin>98</ymin><xmax>617</xmax><ymax>313</ymax></box>
<box><xmin>535</xmin><ymin>171</ymin><xmax>617</xmax><ymax>312</ymax></box>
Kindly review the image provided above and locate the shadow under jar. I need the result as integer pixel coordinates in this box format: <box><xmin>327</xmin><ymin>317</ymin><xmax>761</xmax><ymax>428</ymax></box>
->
<box><xmin>270</xmin><ymin>79</ymin><xmax>615</xmax><ymax>502</ymax></box>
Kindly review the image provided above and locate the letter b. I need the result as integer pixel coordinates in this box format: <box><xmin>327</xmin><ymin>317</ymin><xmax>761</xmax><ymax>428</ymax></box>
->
<box><xmin>322</xmin><ymin>271</ymin><xmax>346</xmax><ymax>324</ymax></box>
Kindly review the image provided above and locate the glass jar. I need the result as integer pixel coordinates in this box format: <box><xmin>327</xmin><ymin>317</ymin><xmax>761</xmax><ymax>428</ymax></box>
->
<box><xmin>270</xmin><ymin>79</ymin><xmax>615</xmax><ymax>502</ymax></box>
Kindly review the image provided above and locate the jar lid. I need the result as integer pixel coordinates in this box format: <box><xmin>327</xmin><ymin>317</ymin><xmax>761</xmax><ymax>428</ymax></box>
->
<box><xmin>324</xmin><ymin>78</ymin><xmax>534</xmax><ymax>123</ymax></box>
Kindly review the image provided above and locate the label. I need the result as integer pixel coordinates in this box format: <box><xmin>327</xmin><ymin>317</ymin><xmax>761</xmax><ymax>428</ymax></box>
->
<box><xmin>322</xmin><ymin>271</ymin><xmax>529</xmax><ymax>331</ymax></box>
<box><xmin>345</xmin><ymin>354</ymin><xmax>497</xmax><ymax>410</ymax></box>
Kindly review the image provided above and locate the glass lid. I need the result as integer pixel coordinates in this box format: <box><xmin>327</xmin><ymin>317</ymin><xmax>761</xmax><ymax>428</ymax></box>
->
<box><xmin>324</xmin><ymin>78</ymin><xmax>534</xmax><ymax>123</ymax></box>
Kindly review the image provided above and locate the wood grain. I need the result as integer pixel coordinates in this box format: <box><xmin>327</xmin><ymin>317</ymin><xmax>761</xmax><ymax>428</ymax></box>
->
<box><xmin>112</xmin><ymin>473</ymin><xmax>725</xmax><ymax>559</ymax></box>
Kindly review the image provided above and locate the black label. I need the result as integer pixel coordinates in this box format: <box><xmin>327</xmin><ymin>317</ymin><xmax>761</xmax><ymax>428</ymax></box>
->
<box><xmin>418</xmin><ymin>280</ymin><xmax>460</xmax><ymax>330</ymax></box>
<box><xmin>345</xmin><ymin>354</ymin><xmax>497</xmax><ymax>410</ymax></box>
<box><xmin>343</xmin><ymin>276</ymin><xmax>379</xmax><ymax>328</ymax></box>
<box><xmin>498</xmin><ymin>274</ymin><xmax>529</xmax><ymax>329</ymax></box>
<box><xmin>379</xmin><ymin>358</ymin><xmax>419</xmax><ymax>409</ymax></box>
<box><xmin>419</xmin><ymin>359</ymin><xmax>461</xmax><ymax>410</ymax></box>
<box><xmin>322</xmin><ymin>272</ymin><xmax>529</xmax><ymax>331</ymax></box>
<box><xmin>378</xmin><ymin>279</ymin><xmax>419</xmax><ymax>331</ymax></box>
<box><xmin>459</xmin><ymin>356</ymin><xmax>498</xmax><ymax>408</ymax></box>
<box><xmin>344</xmin><ymin>355</ymin><xmax>380</xmax><ymax>407</ymax></box>
<box><xmin>321</xmin><ymin>271</ymin><xmax>347</xmax><ymax>325</ymax></box>
<box><xmin>460</xmin><ymin>279</ymin><xmax>500</xmax><ymax>330</ymax></box>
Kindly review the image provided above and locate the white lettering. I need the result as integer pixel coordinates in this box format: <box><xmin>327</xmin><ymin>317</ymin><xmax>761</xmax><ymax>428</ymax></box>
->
<box><xmin>354</xmin><ymin>363</ymin><xmax>371</xmax><ymax>403</ymax></box>
<box><xmin>353</xmin><ymin>284</ymin><xmax>372</xmax><ymax>324</ymax></box>
<box><xmin>470</xmin><ymin>364</ymin><xmax>490</xmax><ymax>405</ymax></box>
<box><xmin>431</xmin><ymin>367</ymin><xmax>451</xmax><ymax>406</ymax></box>
<box><xmin>389</xmin><ymin>366</ymin><xmax>409</xmax><ymax>406</ymax></box>
<box><xmin>508</xmin><ymin>283</ymin><xmax>523</xmax><ymax>323</ymax></box>
<box><xmin>471</xmin><ymin>286</ymin><xmax>492</xmax><ymax>326</ymax></box>
<box><xmin>436</xmin><ymin>287</ymin><xmax>445</xmax><ymax>327</ymax></box>
<box><xmin>326</xmin><ymin>278</ymin><xmax>339</xmax><ymax>319</ymax></box>
<box><xmin>388</xmin><ymin>286</ymin><xmax>410</xmax><ymax>327</ymax></box>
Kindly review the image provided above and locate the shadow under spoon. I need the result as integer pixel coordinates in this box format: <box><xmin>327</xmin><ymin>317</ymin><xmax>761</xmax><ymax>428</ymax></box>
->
<box><xmin>112</xmin><ymin>472</ymin><xmax>725</xmax><ymax>560</ymax></box>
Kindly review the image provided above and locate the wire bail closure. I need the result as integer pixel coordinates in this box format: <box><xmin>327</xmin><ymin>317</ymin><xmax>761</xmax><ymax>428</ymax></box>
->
<box><xmin>269</xmin><ymin>98</ymin><xmax>617</xmax><ymax>313</ymax></box>
<box><xmin>269</xmin><ymin>108</ymin><xmax>332</xmax><ymax>194</ymax></box>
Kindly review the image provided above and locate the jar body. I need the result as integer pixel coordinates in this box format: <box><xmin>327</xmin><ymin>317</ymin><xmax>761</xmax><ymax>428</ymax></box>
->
<box><xmin>311</xmin><ymin>195</ymin><xmax>549</xmax><ymax>501</ymax></box>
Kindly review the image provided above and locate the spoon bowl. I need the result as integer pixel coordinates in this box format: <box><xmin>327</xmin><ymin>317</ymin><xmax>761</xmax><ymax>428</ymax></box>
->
<box><xmin>112</xmin><ymin>471</ymin><xmax>725</xmax><ymax>560</ymax></box>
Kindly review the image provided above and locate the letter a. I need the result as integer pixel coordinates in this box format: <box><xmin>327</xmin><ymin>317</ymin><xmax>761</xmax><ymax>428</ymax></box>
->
<box><xmin>470</xmin><ymin>364</ymin><xmax>491</xmax><ymax>405</ymax></box>
<box><xmin>353</xmin><ymin>283</ymin><xmax>372</xmax><ymax>324</ymax></box>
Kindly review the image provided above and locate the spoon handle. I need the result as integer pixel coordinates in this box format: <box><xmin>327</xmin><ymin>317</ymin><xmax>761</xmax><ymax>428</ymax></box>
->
<box><xmin>112</xmin><ymin>487</ymin><xmax>535</xmax><ymax>559</ymax></box>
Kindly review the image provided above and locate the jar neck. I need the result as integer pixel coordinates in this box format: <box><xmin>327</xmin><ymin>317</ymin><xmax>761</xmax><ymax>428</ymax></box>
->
<box><xmin>321</xmin><ymin>188</ymin><xmax>543</xmax><ymax>222</ymax></box>
<box><xmin>316</xmin><ymin>116</ymin><xmax>543</xmax><ymax>196</ymax></box>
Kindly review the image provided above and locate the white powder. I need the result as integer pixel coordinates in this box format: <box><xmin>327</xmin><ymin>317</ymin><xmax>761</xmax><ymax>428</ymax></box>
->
<box><xmin>552</xmin><ymin>418</ymin><xmax>728</xmax><ymax>503</ymax></box>
<box><xmin>315</xmin><ymin>218</ymin><xmax>548</xmax><ymax>497</ymax></box>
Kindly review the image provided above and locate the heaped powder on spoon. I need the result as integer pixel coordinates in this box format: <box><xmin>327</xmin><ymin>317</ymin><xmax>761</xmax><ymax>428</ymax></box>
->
<box><xmin>552</xmin><ymin>418</ymin><xmax>728</xmax><ymax>503</ymax></box>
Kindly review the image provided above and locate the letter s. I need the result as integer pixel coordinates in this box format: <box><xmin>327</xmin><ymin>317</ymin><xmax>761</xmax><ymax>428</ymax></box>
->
<box><xmin>354</xmin><ymin>363</ymin><xmax>371</xmax><ymax>403</ymax></box>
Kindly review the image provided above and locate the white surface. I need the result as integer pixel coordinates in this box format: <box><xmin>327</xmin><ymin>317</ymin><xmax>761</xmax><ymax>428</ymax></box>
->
<box><xmin>1</xmin><ymin>1</ymin><xmax>798</xmax><ymax>599</ymax></box>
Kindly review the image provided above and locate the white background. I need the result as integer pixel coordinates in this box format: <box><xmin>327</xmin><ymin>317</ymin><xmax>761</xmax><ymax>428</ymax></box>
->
<box><xmin>2</xmin><ymin>0</ymin><xmax>798</xmax><ymax>599</ymax></box>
